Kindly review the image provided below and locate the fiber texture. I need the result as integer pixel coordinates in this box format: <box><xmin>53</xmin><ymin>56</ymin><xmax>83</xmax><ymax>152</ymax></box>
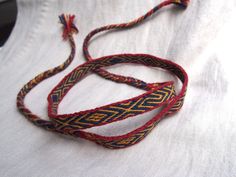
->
<box><xmin>0</xmin><ymin>0</ymin><xmax>236</xmax><ymax>176</ymax></box>
<box><xmin>16</xmin><ymin>0</ymin><xmax>188</xmax><ymax>149</ymax></box>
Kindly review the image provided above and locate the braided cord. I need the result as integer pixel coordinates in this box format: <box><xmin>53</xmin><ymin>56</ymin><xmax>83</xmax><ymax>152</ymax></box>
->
<box><xmin>17</xmin><ymin>15</ymin><xmax>77</xmax><ymax>132</ymax></box>
<box><xmin>83</xmin><ymin>0</ymin><xmax>189</xmax><ymax>90</ymax></box>
<box><xmin>16</xmin><ymin>0</ymin><xmax>189</xmax><ymax>149</ymax></box>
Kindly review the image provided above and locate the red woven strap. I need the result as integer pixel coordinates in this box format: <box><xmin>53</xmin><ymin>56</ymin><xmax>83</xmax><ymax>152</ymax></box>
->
<box><xmin>16</xmin><ymin>0</ymin><xmax>189</xmax><ymax>149</ymax></box>
<box><xmin>47</xmin><ymin>54</ymin><xmax>187</xmax><ymax>149</ymax></box>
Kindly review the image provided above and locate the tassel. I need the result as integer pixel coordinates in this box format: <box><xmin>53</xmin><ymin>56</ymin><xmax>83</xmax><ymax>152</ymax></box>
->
<box><xmin>59</xmin><ymin>14</ymin><xmax>79</xmax><ymax>40</ymax></box>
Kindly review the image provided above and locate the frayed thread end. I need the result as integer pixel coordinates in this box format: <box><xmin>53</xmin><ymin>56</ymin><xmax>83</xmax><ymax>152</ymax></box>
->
<box><xmin>59</xmin><ymin>14</ymin><xmax>79</xmax><ymax>40</ymax></box>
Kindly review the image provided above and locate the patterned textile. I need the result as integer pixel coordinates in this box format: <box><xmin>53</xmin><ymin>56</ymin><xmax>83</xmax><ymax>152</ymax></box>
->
<box><xmin>16</xmin><ymin>0</ymin><xmax>189</xmax><ymax>149</ymax></box>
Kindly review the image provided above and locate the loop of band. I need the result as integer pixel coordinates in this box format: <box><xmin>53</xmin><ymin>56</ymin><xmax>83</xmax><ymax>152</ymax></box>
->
<box><xmin>16</xmin><ymin>0</ymin><xmax>189</xmax><ymax>149</ymax></box>
<box><xmin>47</xmin><ymin>54</ymin><xmax>187</xmax><ymax>149</ymax></box>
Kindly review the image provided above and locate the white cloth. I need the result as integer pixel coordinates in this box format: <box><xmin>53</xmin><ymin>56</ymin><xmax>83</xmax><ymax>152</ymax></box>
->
<box><xmin>0</xmin><ymin>0</ymin><xmax>236</xmax><ymax>176</ymax></box>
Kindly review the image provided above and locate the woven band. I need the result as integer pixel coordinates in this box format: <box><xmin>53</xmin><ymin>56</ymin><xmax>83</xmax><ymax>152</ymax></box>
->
<box><xmin>17</xmin><ymin>0</ymin><xmax>189</xmax><ymax>149</ymax></box>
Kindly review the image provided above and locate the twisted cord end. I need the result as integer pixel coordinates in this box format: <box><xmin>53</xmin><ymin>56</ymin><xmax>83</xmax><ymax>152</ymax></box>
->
<box><xmin>173</xmin><ymin>0</ymin><xmax>190</xmax><ymax>8</ymax></box>
<box><xmin>59</xmin><ymin>14</ymin><xmax>79</xmax><ymax>40</ymax></box>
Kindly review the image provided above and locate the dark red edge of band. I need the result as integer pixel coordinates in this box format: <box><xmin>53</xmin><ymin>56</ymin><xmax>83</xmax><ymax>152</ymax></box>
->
<box><xmin>47</xmin><ymin>53</ymin><xmax>188</xmax><ymax>143</ymax></box>
<box><xmin>81</xmin><ymin>54</ymin><xmax>188</xmax><ymax>142</ymax></box>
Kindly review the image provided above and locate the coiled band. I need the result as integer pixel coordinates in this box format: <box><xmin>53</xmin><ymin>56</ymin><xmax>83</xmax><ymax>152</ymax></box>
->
<box><xmin>17</xmin><ymin>0</ymin><xmax>189</xmax><ymax>149</ymax></box>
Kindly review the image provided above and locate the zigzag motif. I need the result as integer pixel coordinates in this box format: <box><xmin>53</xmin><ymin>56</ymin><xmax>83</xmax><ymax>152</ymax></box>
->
<box><xmin>50</xmin><ymin>65</ymin><xmax>92</xmax><ymax>105</ymax></box>
<box><xmin>46</xmin><ymin>52</ymin><xmax>188</xmax><ymax>149</ymax></box>
<box><xmin>88</xmin><ymin>105</ymin><xmax>176</xmax><ymax>149</ymax></box>
<box><xmin>93</xmin><ymin>120</ymin><xmax>159</xmax><ymax>149</ymax></box>
<box><xmin>90</xmin><ymin>54</ymin><xmax>186</xmax><ymax>85</ymax></box>
<box><xmin>166</xmin><ymin>93</ymin><xmax>186</xmax><ymax>115</ymax></box>
<box><xmin>51</xmin><ymin>83</ymin><xmax>175</xmax><ymax>130</ymax></box>
<box><xmin>101</xmin><ymin>55</ymin><xmax>186</xmax><ymax>83</ymax></box>
<box><xmin>17</xmin><ymin>0</ymin><xmax>189</xmax><ymax>149</ymax></box>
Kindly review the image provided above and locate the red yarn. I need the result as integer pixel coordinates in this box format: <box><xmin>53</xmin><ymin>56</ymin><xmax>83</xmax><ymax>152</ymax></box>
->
<box><xmin>17</xmin><ymin>0</ymin><xmax>189</xmax><ymax>149</ymax></box>
<box><xmin>59</xmin><ymin>14</ymin><xmax>79</xmax><ymax>40</ymax></box>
